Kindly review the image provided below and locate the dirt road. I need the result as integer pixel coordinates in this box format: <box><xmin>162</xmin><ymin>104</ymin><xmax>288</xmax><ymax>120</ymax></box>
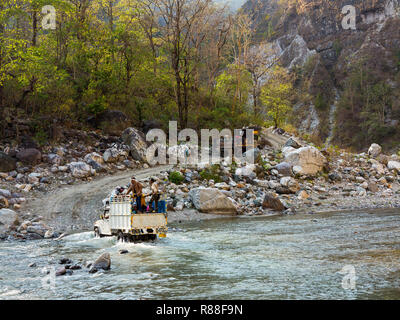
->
<box><xmin>26</xmin><ymin>165</ymin><xmax>173</xmax><ymax>232</ymax></box>
<box><xmin>262</xmin><ymin>127</ymin><xmax>289</xmax><ymax>150</ymax></box>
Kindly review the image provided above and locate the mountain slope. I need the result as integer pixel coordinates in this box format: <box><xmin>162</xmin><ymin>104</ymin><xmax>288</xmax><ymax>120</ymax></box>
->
<box><xmin>243</xmin><ymin>0</ymin><xmax>400</xmax><ymax>151</ymax></box>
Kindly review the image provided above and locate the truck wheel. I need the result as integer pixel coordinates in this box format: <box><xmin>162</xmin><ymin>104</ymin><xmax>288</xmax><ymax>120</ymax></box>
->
<box><xmin>94</xmin><ymin>227</ymin><xmax>101</xmax><ymax>238</ymax></box>
<box><xmin>117</xmin><ymin>231</ymin><xmax>126</xmax><ymax>242</ymax></box>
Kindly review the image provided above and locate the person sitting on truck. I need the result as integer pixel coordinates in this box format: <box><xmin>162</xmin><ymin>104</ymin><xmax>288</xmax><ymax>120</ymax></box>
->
<box><xmin>126</xmin><ymin>176</ymin><xmax>144</xmax><ymax>213</ymax></box>
<box><xmin>149</xmin><ymin>178</ymin><xmax>160</xmax><ymax>213</ymax></box>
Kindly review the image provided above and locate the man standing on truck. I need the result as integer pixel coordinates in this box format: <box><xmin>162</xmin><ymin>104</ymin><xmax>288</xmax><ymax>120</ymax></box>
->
<box><xmin>149</xmin><ymin>178</ymin><xmax>160</xmax><ymax>213</ymax></box>
<box><xmin>126</xmin><ymin>176</ymin><xmax>143</xmax><ymax>213</ymax></box>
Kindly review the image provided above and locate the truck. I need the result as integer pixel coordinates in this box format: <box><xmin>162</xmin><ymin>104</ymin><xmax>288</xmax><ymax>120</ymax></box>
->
<box><xmin>94</xmin><ymin>195</ymin><xmax>168</xmax><ymax>242</ymax></box>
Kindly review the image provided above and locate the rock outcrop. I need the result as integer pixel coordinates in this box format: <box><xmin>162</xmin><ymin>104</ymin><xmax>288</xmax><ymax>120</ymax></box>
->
<box><xmin>189</xmin><ymin>187</ymin><xmax>239</xmax><ymax>214</ymax></box>
<box><xmin>283</xmin><ymin>146</ymin><xmax>327</xmax><ymax>175</ymax></box>
<box><xmin>242</xmin><ymin>0</ymin><xmax>400</xmax><ymax>150</ymax></box>
<box><xmin>122</xmin><ymin>127</ymin><xmax>147</xmax><ymax>162</ymax></box>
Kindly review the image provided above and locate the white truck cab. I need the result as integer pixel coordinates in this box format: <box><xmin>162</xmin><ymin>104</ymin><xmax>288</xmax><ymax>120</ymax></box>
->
<box><xmin>94</xmin><ymin>195</ymin><xmax>167</xmax><ymax>241</ymax></box>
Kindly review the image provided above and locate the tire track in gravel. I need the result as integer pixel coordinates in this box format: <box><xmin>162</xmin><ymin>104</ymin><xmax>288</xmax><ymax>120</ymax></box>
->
<box><xmin>26</xmin><ymin>165</ymin><xmax>173</xmax><ymax>232</ymax></box>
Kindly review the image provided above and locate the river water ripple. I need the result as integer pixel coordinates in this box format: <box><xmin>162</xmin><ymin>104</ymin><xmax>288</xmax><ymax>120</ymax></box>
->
<box><xmin>0</xmin><ymin>209</ymin><xmax>399</xmax><ymax>299</ymax></box>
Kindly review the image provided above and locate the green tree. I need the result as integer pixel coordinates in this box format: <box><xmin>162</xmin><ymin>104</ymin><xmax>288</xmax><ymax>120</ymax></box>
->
<box><xmin>260</xmin><ymin>66</ymin><xmax>293</xmax><ymax>128</ymax></box>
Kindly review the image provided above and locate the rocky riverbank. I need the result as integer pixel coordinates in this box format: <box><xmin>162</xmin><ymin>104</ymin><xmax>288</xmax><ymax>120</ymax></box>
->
<box><xmin>1</xmin><ymin>125</ymin><xmax>400</xmax><ymax>241</ymax></box>
<box><xmin>150</xmin><ymin>139</ymin><xmax>400</xmax><ymax>218</ymax></box>
<box><xmin>0</xmin><ymin>126</ymin><xmax>150</xmax><ymax>240</ymax></box>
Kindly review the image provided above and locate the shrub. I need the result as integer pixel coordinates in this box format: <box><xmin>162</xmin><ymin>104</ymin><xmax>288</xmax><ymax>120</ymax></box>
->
<box><xmin>199</xmin><ymin>164</ymin><xmax>222</xmax><ymax>182</ymax></box>
<box><xmin>169</xmin><ymin>171</ymin><xmax>184</xmax><ymax>184</ymax></box>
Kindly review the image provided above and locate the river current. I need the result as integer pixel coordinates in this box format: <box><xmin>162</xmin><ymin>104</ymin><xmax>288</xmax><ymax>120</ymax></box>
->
<box><xmin>0</xmin><ymin>209</ymin><xmax>399</xmax><ymax>299</ymax></box>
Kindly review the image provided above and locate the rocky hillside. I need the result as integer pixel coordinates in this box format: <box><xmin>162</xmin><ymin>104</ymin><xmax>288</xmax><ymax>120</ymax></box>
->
<box><xmin>243</xmin><ymin>0</ymin><xmax>400</xmax><ymax>151</ymax></box>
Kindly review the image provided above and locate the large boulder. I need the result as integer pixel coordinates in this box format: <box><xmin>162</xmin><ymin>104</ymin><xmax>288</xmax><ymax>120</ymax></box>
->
<box><xmin>0</xmin><ymin>152</ymin><xmax>17</xmax><ymax>172</ymax></box>
<box><xmin>189</xmin><ymin>187</ymin><xmax>239</xmax><ymax>214</ymax></box>
<box><xmin>89</xmin><ymin>253</ymin><xmax>111</xmax><ymax>273</ymax></box>
<box><xmin>235</xmin><ymin>164</ymin><xmax>256</xmax><ymax>178</ymax></box>
<box><xmin>279</xmin><ymin>177</ymin><xmax>300</xmax><ymax>194</ymax></box>
<box><xmin>273</xmin><ymin>162</ymin><xmax>293</xmax><ymax>176</ymax></box>
<box><xmin>387</xmin><ymin>161</ymin><xmax>400</xmax><ymax>172</ymax></box>
<box><xmin>26</xmin><ymin>224</ymin><xmax>48</xmax><ymax>237</ymax></box>
<box><xmin>0</xmin><ymin>208</ymin><xmax>18</xmax><ymax>232</ymax></box>
<box><xmin>243</xmin><ymin>148</ymin><xmax>261</xmax><ymax>162</ymax></box>
<box><xmin>16</xmin><ymin>148</ymin><xmax>42</xmax><ymax>165</ymax></box>
<box><xmin>284</xmin><ymin>146</ymin><xmax>327</xmax><ymax>175</ymax></box>
<box><xmin>283</xmin><ymin>137</ymin><xmax>302</xmax><ymax>149</ymax></box>
<box><xmin>368</xmin><ymin>143</ymin><xmax>382</xmax><ymax>158</ymax></box>
<box><xmin>85</xmin><ymin>152</ymin><xmax>107</xmax><ymax>172</ymax></box>
<box><xmin>262</xmin><ymin>193</ymin><xmax>285</xmax><ymax>211</ymax></box>
<box><xmin>103</xmin><ymin>148</ymin><xmax>127</xmax><ymax>163</ymax></box>
<box><xmin>122</xmin><ymin>127</ymin><xmax>147</xmax><ymax>161</ymax></box>
<box><xmin>84</xmin><ymin>152</ymin><xmax>104</xmax><ymax>165</ymax></box>
<box><xmin>68</xmin><ymin>162</ymin><xmax>93</xmax><ymax>178</ymax></box>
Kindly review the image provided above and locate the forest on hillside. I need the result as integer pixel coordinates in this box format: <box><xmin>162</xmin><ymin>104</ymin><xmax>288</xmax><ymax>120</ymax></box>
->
<box><xmin>0</xmin><ymin>0</ymin><xmax>295</xmax><ymax>141</ymax></box>
<box><xmin>1</xmin><ymin>0</ymin><xmax>399</xmax><ymax>152</ymax></box>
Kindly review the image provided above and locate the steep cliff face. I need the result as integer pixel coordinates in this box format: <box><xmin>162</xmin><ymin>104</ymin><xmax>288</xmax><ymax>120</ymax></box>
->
<box><xmin>243</xmin><ymin>0</ymin><xmax>400</xmax><ymax>151</ymax></box>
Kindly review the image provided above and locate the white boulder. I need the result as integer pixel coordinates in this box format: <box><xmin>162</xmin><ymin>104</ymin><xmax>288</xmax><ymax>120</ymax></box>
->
<box><xmin>284</xmin><ymin>146</ymin><xmax>326</xmax><ymax>175</ymax></box>
<box><xmin>189</xmin><ymin>187</ymin><xmax>239</xmax><ymax>214</ymax></box>
<box><xmin>68</xmin><ymin>162</ymin><xmax>93</xmax><ymax>178</ymax></box>
<box><xmin>387</xmin><ymin>161</ymin><xmax>400</xmax><ymax>172</ymax></box>
<box><xmin>368</xmin><ymin>143</ymin><xmax>382</xmax><ymax>158</ymax></box>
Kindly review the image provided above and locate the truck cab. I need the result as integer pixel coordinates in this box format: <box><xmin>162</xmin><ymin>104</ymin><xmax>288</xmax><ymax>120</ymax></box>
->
<box><xmin>94</xmin><ymin>195</ymin><xmax>168</xmax><ymax>242</ymax></box>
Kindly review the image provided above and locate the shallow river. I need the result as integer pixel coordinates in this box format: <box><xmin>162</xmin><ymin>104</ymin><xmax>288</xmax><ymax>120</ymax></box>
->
<box><xmin>1</xmin><ymin>209</ymin><xmax>400</xmax><ymax>299</ymax></box>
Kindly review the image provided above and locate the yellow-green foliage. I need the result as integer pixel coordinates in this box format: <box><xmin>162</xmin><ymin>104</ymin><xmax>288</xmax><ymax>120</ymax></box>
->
<box><xmin>260</xmin><ymin>66</ymin><xmax>293</xmax><ymax>128</ymax></box>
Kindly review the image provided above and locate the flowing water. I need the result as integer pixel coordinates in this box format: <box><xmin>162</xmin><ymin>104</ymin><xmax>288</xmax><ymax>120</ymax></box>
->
<box><xmin>1</xmin><ymin>209</ymin><xmax>400</xmax><ymax>300</ymax></box>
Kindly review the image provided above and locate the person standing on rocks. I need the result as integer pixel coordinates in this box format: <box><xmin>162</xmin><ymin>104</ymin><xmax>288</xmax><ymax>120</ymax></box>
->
<box><xmin>126</xmin><ymin>176</ymin><xmax>143</xmax><ymax>213</ymax></box>
<box><xmin>149</xmin><ymin>178</ymin><xmax>160</xmax><ymax>213</ymax></box>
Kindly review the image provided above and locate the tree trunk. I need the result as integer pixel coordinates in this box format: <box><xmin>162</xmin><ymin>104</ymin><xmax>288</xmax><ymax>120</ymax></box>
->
<box><xmin>175</xmin><ymin>71</ymin><xmax>184</xmax><ymax>129</ymax></box>
<box><xmin>32</xmin><ymin>10</ymin><xmax>38</xmax><ymax>47</ymax></box>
